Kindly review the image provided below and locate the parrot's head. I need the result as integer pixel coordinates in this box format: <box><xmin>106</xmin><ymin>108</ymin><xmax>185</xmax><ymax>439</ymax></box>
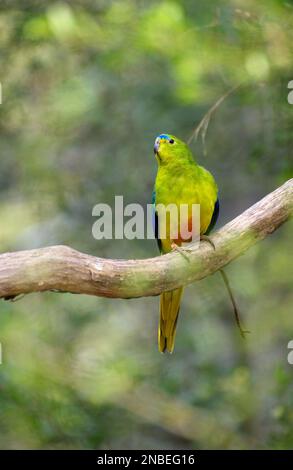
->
<box><xmin>154</xmin><ymin>134</ymin><xmax>194</xmax><ymax>165</ymax></box>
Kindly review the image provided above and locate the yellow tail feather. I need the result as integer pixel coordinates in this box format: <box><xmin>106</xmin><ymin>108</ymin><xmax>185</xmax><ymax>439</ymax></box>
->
<box><xmin>158</xmin><ymin>287</ymin><xmax>183</xmax><ymax>353</ymax></box>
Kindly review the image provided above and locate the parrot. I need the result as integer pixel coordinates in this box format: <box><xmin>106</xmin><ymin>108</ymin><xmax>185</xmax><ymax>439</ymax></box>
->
<box><xmin>152</xmin><ymin>133</ymin><xmax>219</xmax><ymax>353</ymax></box>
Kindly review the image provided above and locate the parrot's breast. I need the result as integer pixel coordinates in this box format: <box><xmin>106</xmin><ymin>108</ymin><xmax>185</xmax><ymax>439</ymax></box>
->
<box><xmin>155</xmin><ymin>164</ymin><xmax>218</xmax><ymax>252</ymax></box>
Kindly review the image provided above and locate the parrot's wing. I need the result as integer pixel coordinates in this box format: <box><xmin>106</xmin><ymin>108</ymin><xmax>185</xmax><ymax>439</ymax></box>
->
<box><xmin>205</xmin><ymin>197</ymin><xmax>220</xmax><ymax>235</ymax></box>
<box><xmin>152</xmin><ymin>189</ymin><xmax>162</xmax><ymax>253</ymax></box>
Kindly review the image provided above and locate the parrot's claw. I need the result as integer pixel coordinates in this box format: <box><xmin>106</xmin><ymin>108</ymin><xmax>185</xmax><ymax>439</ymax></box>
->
<box><xmin>170</xmin><ymin>242</ymin><xmax>191</xmax><ymax>262</ymax></box>
<box><xmin>200</xmin><ymin>234</ymin><xmax>216</xmax><ymax>250</ymax></box>
<box><xmin>171</xmin><ymin>235</ymin><xmax>215</xmax><ymax>262</ymax></box>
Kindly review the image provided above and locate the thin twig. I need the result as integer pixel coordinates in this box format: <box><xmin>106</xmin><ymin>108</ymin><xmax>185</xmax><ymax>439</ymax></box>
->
<box><xmin>219</xmin><ymin>268</ymin><xmax>250</xmax><ymax>339</ymax></box>
<box><xmin>187</xmin><ymin>83</ymin><xmax>243</xmax><ymax>154</ymax></box>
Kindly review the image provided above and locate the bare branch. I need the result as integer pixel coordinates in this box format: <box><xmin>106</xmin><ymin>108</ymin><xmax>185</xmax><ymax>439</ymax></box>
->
<box><xmin>0</xmin><ymin>179</ymin><xmax>292</xmax><ymax>300</ymax></box>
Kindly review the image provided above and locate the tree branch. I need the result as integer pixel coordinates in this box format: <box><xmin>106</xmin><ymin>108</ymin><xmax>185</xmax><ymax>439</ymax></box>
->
<box><xmin>0</xmin><ymin>179</ymin><xmax>292</xmax><ymax>300</ymax></box>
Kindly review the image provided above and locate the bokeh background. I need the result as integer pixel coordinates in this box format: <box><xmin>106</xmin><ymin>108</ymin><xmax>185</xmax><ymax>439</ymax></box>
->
<box><xmin>0</xmin><ymin>0</ymin><xmax>292</xmax><ymax>449</ymax></box>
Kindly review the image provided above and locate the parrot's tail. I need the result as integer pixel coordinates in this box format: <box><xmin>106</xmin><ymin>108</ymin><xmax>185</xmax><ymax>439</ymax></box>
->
<box><xmin>158</xmin><ymin>287</ymin><xmax>184</xmax><ymax>353</ymax></box>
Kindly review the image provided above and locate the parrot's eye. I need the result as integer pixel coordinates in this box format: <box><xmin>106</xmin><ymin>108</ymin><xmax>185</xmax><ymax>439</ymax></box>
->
<box><xmin>169</xmin><ymin>139</ymin><xmax>174</xmax><ymax>144</ymax></box>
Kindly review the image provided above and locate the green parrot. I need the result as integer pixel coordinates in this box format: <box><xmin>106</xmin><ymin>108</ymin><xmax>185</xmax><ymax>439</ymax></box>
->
<box><xmin>153</xmin><ymin>133</ymin><xmax>219</xmax><ymax>353</ymax></box>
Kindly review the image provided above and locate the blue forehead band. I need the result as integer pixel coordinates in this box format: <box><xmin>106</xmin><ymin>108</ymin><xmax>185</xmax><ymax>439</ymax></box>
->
<box><xmin>158</xmin><ymin>134</ymin><xmax>170</xmax><ymax>141</ymax></box>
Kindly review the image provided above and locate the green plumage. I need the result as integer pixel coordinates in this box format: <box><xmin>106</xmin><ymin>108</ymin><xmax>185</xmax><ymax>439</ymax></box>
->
<box><xmin>153</xmin><ymin>134</ymin><xmax>219</xmax><ymax>352</ymax></box>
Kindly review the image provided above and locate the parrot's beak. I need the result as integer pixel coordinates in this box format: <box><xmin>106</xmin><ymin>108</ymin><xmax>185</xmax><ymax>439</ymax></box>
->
<box><xmin>154</xmin><ymin>138</ymin><xmax>160</xmax><ymax>155</ymax></box>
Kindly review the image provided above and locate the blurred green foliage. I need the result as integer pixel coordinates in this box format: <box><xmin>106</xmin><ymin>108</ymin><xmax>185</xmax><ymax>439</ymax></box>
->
<box><xmin>0</xmin><ymin>0</ymin><xmax>292</xmax><ymax>449</ymax></box>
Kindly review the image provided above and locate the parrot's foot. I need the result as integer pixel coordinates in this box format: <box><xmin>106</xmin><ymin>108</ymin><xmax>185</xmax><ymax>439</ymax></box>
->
<box><xmin>200</xmin><ymin>234</ymin><xmax>216</xmax><ymax>250</ymax></box>
<box><xmin>171</xmin><ymin>235</ymin><xmax>215</xmax><ymax>261</ymax></box>
<box><xmin>170</xmin><ymin>242</ymin><xmax>191</xmax><ymax>262</ymax></box>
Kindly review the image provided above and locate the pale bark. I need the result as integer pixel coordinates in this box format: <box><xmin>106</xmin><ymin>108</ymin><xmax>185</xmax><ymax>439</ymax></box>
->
<box><xmin>0</xmin><ymin>179</ymin><xmax>292</xmax><ymax>300</ymax></box>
